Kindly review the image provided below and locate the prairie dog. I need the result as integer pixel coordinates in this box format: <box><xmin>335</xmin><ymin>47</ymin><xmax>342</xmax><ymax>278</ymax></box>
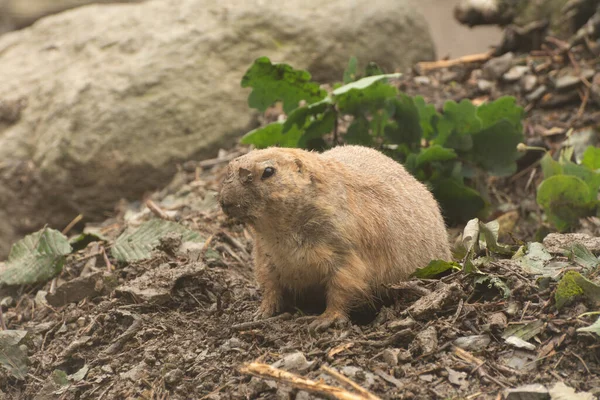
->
<box><xmin>218</xmin><ymin>145</ymin><xmax>451</xmax><ymax>330</ymax></box>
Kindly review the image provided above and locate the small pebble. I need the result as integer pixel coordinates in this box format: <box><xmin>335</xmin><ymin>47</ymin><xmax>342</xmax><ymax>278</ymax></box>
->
<box><xmin>521</xmin><ymin>75</ymin><xmax>537</xmax><ymax>92</ymax></box>
<box><xmin>503</xmin><ymin>66</ymin><xmax>529</xmax><ymax>82</ymax></box>
<box><xmin>482</xmin><ymin>52</ymin><xmax>514</xmax><ymax>80</ymax></box>
<box><xmin>164</xmin><ymin>368</ymin><xmax>184</xmax><ymax>385</ymax></box>
<box><xmin>414</xmin><ymin>76</ymin><xmax>431</xmax><ymax>85</ymax></box>
<box><xmin>526</xmin><ymin>85</ymin><xmax>547</xmax><ymax>102</ymax></box>
<box><xmin>477</xmin><ymin>79</ymin><xmax>493</xmax><ymax>93</ymax></box>
<box><xmin>382</xmin><ymin>348</ymin><xmax>400</xmax><ymax>366</ymax></box>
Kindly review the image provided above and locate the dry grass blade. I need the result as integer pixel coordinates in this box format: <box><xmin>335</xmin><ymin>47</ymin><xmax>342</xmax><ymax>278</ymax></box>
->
<box><xmin>239</xmin><ymin>362</ymin><xmax>381</xmax><ymax>400</ymax></box>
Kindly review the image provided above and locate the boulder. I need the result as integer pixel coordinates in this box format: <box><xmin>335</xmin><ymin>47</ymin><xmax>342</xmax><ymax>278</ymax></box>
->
<box><xmin>0</xmin><ymin>0</ymin><xmax>436</xmax><ymax>259</ymax></box>
<box><xmin>0</xmin><ymin>0</ymin><xmax>146</xmax><ymax>34</ymax></box>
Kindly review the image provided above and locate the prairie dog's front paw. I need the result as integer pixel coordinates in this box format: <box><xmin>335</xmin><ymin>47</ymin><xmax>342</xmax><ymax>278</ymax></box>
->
<box><xmin>253</xmin><ymin>296</ymin><xmax>283</xmax><ymax>321</ymax></box>
<box><xmin>308</xmin><ymin>310</ymin><xmax>350</xmax><ymax>332</ymax></box>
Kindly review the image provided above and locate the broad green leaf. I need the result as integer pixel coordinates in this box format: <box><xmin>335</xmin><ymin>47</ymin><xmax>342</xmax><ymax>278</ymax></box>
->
<box><xmin>241</xmin><ymin>56</ymin><xmax>327</xmax><ymax>114</ymax></box>
<box><xmin>240</xmin><ymin>122</ymin><xmax>302</xmax><ymax>149</ymax></box>
<box><xmin>345</xmin><ymin>116</ymin><xmax>372</xmax><ymax>146</ymax></box>
<box><xmin>384</xmin><ymin>95</ymin><xmax>422</xmax><ymax>152</ymax></box>
<box><xmin>513</xmin><ymin>242</ymin><xmax>566</xmax><ymax>277</ymax></box>
<box><xmin>502</xmin><ymin>319</ymin><xmax>545</xmax><ymax>340</ymax></box>
<box><xmin>476</xmin><ymin>96</ymin><xmax>524</xmax><ymax>131</ymax></box>
<box><xmin>411</xmin><ymin>259</ymin><xmax>461</xmax><ymax>279</ymax></box>
<box><xmin>433</xmin><ymin>99</ymin><xmax>481</xmax><ymax>151</ymax></box>
<box><xmin>540</xmin><ymin>152</ymin><xmax>563</xmax><ymax>178</ymax></box>
<box><xmin>0</xmin><ymin>228</ymin><xmax>72</xmax><ymax>286</ymax></box>
<box><xmin>343</xmin><ymin>56</ymin><xmax>358</xmax><ymax>84</ymax></box>
<box><xmin>335</xmin><ymin>80</ymin><xmax>398</xmax><ymax>116</ymax></box>
<box><xmin>473</xmin><ymin>274</ymin><xmax>511</xmax><ymax>299</ymax></box>
<box><xmin>111</xmin><ymin>219</ymin><xmax>204</xmax><ymax>262</ymax></box>
<box><xmin>469</xmin><ymin>120</ymin><xmax>524</xmax><ymax>177</ymax></box>
<box><xmin>415</xmin><ymin>145</ymin><xmax>457</xmax><ymax>168</ymax></box>
<box><xmin>536</xmin><ymin>175</ymin><xmax>595</xmax><ymax>231</ymax></box>
<box><xmin>562</xmin><ymin>161</ymin><xmax>600</xmax><ymax>199</ymax></box>
<box><xmin>568</xmin><ymin>242</ymin><xmax>599</xmax><ymax>275</ymax></box>
<box><xmin>298</xmin><ymin>108</ymin><xmax>337</xmax><ymax>148</ymax></box>
<box><xmin>582</xmin><ymin>146</ymin><xmax>600</xmax><ymax>170</ymax></box>
<box><xmin>283</xmin><ymin>98</ymin><xmax>332</xmax><ymax>133</ymax></box>
<box><xmin>577</xmin><ymin>316</ymin><xmax>600</xmax><ymax>337</ymax></box>
<box><xmin>332</xmin><ymin>73</ymin><xmax>401</xmax><ymax>96</ymax></box>
<box><xmin>0</xmin><ymin>330</ymin><xmax>29</xmax><ymax>380</ymax></box>
<box><xmin>432</xmin><ymin>179</ymin><xmax>485</xmax><ymax>225</ymax></box>
<box><xmin>413</xmin><ymin>95</ymin><xmax>440</xmax><ymax>140</ymax></box>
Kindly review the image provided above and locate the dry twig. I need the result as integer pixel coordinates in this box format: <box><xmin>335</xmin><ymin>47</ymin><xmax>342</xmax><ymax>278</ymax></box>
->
<box><xmin>239</xmin><ymin>362</ymin><xmax>381</xmax><ymax>400</ymax></box>
<box><xmin>416</xmin><ymin>52</ymin><xmax>492</xmax><ymax>72</ymax></box>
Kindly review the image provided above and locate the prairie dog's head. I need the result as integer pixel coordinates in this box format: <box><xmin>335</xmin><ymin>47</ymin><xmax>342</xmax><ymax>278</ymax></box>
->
<box><xmin>218</xmin><ymin>147</ymin><xmax>313</xmax><ymax>223</ymax></box>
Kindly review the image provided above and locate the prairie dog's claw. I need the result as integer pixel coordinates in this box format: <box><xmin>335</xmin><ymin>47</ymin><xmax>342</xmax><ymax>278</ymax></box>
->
<box><xmin>308</xmin><ymin>312</ymin><xmax>349</xmax><ymax>332</ymax></box>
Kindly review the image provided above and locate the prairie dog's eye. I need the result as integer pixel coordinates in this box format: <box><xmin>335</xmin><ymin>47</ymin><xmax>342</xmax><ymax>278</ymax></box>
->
<box><xmin>262</xmin><ymin>167</ymin><xmax>275</xmax><ymax>179</ymax></box>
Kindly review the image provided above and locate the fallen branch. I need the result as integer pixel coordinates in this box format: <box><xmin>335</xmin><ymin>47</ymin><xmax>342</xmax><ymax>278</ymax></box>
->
<box><xmin>416</xmin><ymin>52</ymin><xmax>493</xmax><ymax>72</ymax></box>
<box><xmin>239</xmin><ymin>362</ymin><xmax>381</xmax><ymax>400</ymax></box>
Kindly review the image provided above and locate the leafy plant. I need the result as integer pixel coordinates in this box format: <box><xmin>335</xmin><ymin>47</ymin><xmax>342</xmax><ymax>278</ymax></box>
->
<box><xmin>239</xmin><ymin>57</ymin><xmax>525</xmax><ymax>224</ymax></box>
<box><xmin>0</xmin><ymin>227</ymin><xmax>72</xmax><ymax>286</ymax></box>
<box><xmin>536</xmin><ymin>145</ymin><xmax>600</xmax><ymax>231</ymax></box>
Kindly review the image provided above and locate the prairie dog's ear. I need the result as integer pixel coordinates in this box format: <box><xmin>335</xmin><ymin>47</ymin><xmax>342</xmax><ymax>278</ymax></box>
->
<box><xmin>239</xmin><ymin>167</ymin><xmax>253</xmax><ymax>183</ymax></box>
<box><xmin>294</xmin><ymin>158</ymin><xmax>303</xmax><ymax>173</ymax></box>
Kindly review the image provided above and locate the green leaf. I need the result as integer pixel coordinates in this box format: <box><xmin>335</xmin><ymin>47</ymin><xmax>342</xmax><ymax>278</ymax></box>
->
<box><xmin>476</xmin><ymin>96</ymin><xmax>524</xmax><ymax>131</ymax></box>
<box><xmin>434</xmin><ymin>99</ymin><xmax>481</xmax><ymax>151</ymax></box>
<box><xmin>468</xmin><ymin>120</ymin><xmax>524</xmax><ymax>176</ymax></box>
<box><xmin>582</xmin><ymin>145</ymin><xmax>600</xmax><ymax>170</ymax></box>
<box><xmin>332</xmin><ymin>73</ymin><xmax>401</xmax><ymax>97</ymax></box>
<box><xmin>69</xmin><ymin>232</ymin><xmax>104</xmax><ymax>252</ymax></box>
<box><xmin>415</xmin><ymin>145</ymin><xmax>457</xmax><ymax>168</ymax></box>
<box><xmin>577</xmin><ymin>316</ymin><xmax>600</xmax><ymax>337</ymax></box>
<box><xmin>432</xmin><ymin>178</ymin><xmax>485</xmax><ymax>225</ymax></box>
<box><xmin>111</xmin><ymin>219</ymin><xmax>204</xmax><ymax>262</ymax></box>
<box><xmin>0</xmin><ymin>330</ymin><xmax>29</xmax><ymax>380</ymax></box>
<box><xmin>513</xmin><ymin>242</ymin><xmax>566</xmax><ymax>277</ymax></box>
<box><xmin>473</xmin><ymin>274</ymin><xmax>511</xmax><ymax>299</ymax></box>
<box><xmin>413</xmin><ymin>95</ymin><xmax>439</xmax><ymax>140</ymax></box>
<box><xmin>384</xmin><ymin>94</ymin><xmax>422</xmax><ymax>152</ymax></box>
<box><xmin>298</xmin><ymin>108</ymin><xmax>337</xmax><ymax>148</ymax></box>
<box><xmin>0</xmin><ymin>228</ymin><xmax>72</xmax><ymax>286</ymax></box>
<box><xmin>335</xmin><ymin>79</ymin><xmax>398</xmax><ymax>116</ymax></box>
<box><xmin>568</xmin><ymin>242</ymin><xmax>599</xmax><ymax>275</ymax></box>
<box><xmin>502</xmin><ymin>319</ymin><xmax>545</xmax><ymax>340</ymax></box>
<box><xmin>536</xmin><ymin>175</ymin><xmax>596</xmax><ymax>231</ymax></box>
<box><xmin>345</xmin><ymin>115</ymin><xmax>373</xmax><ymax>146</ymax></box>
<box><xmin>573</xmin><ymin>273</ymin><xmax>600</xmax><ymax>304</ymax></box>
<box><xmin>241</xmin><ymin>56</ymin><xmax>327</xmax><ymax>114</ymax></box>
<box><xmin>411</xmin><ymin>259</ymin><xmax>462</xmax><ymax>279</ymax></box>
<box><xmin>562</xmin><ymin>161</ymin><xmax>600</xmax><ymax>199</ymax></box>
<box><xmin>240</xmin><ymin>122</ymin><xmax>303</xmax><ymax>149</ymax></box>
<box><xmin>343</xmin><ymin>56</ymin><xmax>358</xmax><ymax>84</ymax></box>
<box><xmin>540</xmin><ymin>152</ymin><xmax>563</xmax><ymax>178</ymax></box>
<box><xmin>282</xmin><ymin>99</ymin><xmax>332</xmax><ymax>133</ymax></box>
<box><xmin>479</xmin><ymin>219</ymin><xmax>512</xmax><ymax>255</ymax></box>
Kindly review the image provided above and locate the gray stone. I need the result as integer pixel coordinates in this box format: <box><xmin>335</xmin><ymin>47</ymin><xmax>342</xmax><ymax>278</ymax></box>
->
<box><xmin>554</xmin><ymin>75</ymin><xmax>582</xmax><ymax>91</ymax></box>
<box><xmin>271</xmin><ymin>352</ymin><xmax>313</xmax><ymax>372</ymax></box>
<box><xmin>477</xmin><ymin>79</ymin><xmax>493</xmax><ymax>93</ymax></box>
<box><xmin>503</xmin><ymin>66</ymin><xmax>529</xmax><ymax>82</ymax></box>
<box><xmin>504</xmin><ymin>384</ymin><xmax>549</xmax><ymax>400</ymax></box>
<box><xmin>482</xmin><ymin>52</ymin><xmax>514</xmax><ymax>80</ymax></box>
<box><xmin>0</xmin><ymin>0</ymin><xmax>436</xmax><ymax>259</ymax></box>
<box><xmin>522</xmin><ymin>75</ymin><xmax>538</xmax><ymax>92</ymax></box>
<box><xmin>526</xmin><ymin>85</ymin><xmax>547</xmax><ymax>102</ymax></box>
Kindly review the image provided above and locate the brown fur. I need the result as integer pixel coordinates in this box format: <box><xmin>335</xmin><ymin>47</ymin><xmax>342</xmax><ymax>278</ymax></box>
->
<box><xmin>218</xmin><ymin>145</ymin><xmax>451</xmax><ymax>330</ymax></box>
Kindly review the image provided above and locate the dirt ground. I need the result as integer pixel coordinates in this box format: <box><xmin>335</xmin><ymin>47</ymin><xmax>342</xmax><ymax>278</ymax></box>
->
<box><xmin>1</xmin><ymin>30</ymin><xmax>600</xmax><ymax>400</ymax></box>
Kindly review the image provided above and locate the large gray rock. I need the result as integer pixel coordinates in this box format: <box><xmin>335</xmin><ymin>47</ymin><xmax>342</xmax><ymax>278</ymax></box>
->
<box><xmin>0</xmin><ymin>0</ymin><xmax>145</xmax><ymax>34</ymax></box>
<box><xmin>0</xmin><ymin>0</ymin><xmax>436</xmax><ymax>259</ymax></box>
